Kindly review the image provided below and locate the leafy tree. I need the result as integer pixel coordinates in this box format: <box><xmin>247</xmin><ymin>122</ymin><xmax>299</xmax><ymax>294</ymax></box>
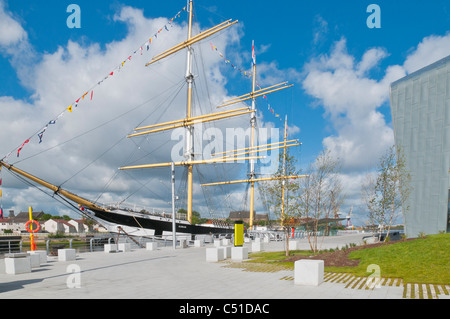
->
<box><xmin>361</xmin><ymin>145</ymin><xmax>411</xmax><ymax>241</ymax></box>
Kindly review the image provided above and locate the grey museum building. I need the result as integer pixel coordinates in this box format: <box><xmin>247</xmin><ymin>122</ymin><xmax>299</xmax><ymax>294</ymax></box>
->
<box><xmin>390</xmin><ymin>54</ymin><xmax>450</xmax><ymax>237</ymax></box>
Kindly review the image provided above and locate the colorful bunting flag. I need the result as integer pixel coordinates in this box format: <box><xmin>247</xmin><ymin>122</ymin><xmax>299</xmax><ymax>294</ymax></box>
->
<box><xmin>17</xmin><ymin>139</ymin><xmax>30</xmax><ymax>157</ymax></box>
<box><xmin>210</xmin><ymin>42</ymin><xmax>252</xmax><ymax>79</ymax></box>
<box><xmin>4</xmin><ymin>5</ymin><xmax>187</xmax><ymax>162</ymax></box>
<box><xmin>252</xmin><ymin>40</ymin><xmax>256</xmax><ymax>65</ymax></box>
<box><xmin>37</xmin><ymin>126</ymin><xmax>48</xmax><ymax>144</ymax></box>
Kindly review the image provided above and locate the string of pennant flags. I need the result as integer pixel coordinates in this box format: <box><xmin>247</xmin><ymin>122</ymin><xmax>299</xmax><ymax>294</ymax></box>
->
<box><xmin>210</xmin><ymin>42</ymin><xmax>252</xmax><ymax>79</ymax></box>
<box><xmin>3</xmin><ymin>6</ymin><xmax>187</xmax><ymax>161</ymax></box>
<box><xmin>209</xmin><ymin>42</ymin><xmax>284</xmax><ymax>121</ymax></box>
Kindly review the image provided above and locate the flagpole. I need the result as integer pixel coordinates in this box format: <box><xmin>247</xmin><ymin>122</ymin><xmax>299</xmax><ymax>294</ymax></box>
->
<box><xmin>249</xmin><ymin>40</ymin><xmax>257</xmax><ymax>230</ymax></box>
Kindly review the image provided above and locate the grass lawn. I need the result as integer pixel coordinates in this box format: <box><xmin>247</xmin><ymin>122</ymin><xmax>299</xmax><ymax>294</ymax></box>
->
<box><xmin>246</xmin><ymin>233</ymin><xmax>450</xmax><ymax>285</ymax></box>
<box><xmin>342</xmin><ymin>233</ymin><xmax>450</xmax><ymax>285</ymax></box>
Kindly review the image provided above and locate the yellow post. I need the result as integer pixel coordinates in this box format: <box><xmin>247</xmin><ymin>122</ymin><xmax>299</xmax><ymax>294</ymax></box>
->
<box><xmin>29</xmin><ymin>206</ymin><xmax>36</xmax><ymax>251</ymax></box>
<box><xmin>234</xmin><ymin>221</ymin><xmax>244</xmax><ymax>246</ymax></box>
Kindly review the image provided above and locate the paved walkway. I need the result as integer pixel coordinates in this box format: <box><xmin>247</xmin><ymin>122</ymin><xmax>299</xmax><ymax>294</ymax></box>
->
<box><xmin>0</xmin><ymin>234</ymin><xmax>432</xmax><ymax>300</ymax></box>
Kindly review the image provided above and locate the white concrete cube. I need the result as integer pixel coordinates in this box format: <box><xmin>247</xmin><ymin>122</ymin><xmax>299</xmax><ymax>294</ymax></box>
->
<box><xmin>194</xmin><ymin>239</ymin><xmax>204</xmax><ymax>247</ymax></box>
<box><xmin>254</xmin><ymin>237</ymin><xmax>261</xmax><ymax>243</ymax></box>
<box><xmin>220</xmin><ymin>246</ymin><xmax>231</xmax><ymax>258</ymax></box>
<box><xmin>146</xmin><ymin>242</ymin><xmax>158</xmax><ymax>250</ymax></box>
<box><xmin>27</xmin><ymin>250</ymin><xmax>47</xmax><ymax>263</ymax></box>
<box><xmin>244</xmin><ymin>237</ymin><xmax>250</xmax><ymax>243</ymax></box>
<box><xmin>221</xmin><ymin>238</ymin><xmax>230</xmax><ymax>246</ymax></box>
<box><xmin>118</xmin><ymin>243</ymin><xmax>131</xmax><ymax>252</ymax></box>
<box><xmin>213</xmin><ymin>240</ymin><xmax>222</xmax><ymax>247</ymax></box>
<box><xmin>294</xmin><ymin>260</ymin><xmax>324</xmax><ymax>286</ymax></box>
<box><xmin>179</xmin><ymin>239</ymin><xmax>187</xmax><ymax>248</ymax></box>
<box><xmin>206</xmin><ymin>247</ymin><xmax>225</xmax><ymax>262</ymax></box>
<box><xmin>288</xmin><ymin>240</ymin><xmax>299</xmax><ymax>251</ymax></box>
<box><xmin>58</xmin><ymin>249</ymin><xmax>76</xmax><ymax>261</ymax></box>
<box><xmin>231</xmin><ymin>246</ymin><xmax>248</xmax><ymax>261</ymax></box>
<box><xmin>251</xmin><ymin>241</ymin><xmax>264</xmax><ymax>252</ymax></box>
<box><xmin>5</xmin><ymin>255</ymin><xmax>31</xmax><ymax>275</ymax></box>
<box><xmin>263</xmin><ymin>236</ymin><xmax>270</xmax><ymax>243</ymax></box>
<box><xmin>104</xmin><ymin>244</ymin><xmax>118</xmax><ymax>253</ymax></box>
<box><xmin>28</xmin><ymin>253</ymin><xmax>41</xmax><ymax>268</ymax></box>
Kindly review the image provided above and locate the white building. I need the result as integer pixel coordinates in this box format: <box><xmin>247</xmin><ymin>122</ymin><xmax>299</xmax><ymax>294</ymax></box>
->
<box><xmin>43</xmin><ymin>219</ymin><xmax>77</xmax><ymax>234</ymax></box>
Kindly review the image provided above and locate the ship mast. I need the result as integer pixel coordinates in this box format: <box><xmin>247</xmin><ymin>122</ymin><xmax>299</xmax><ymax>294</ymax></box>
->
<box><xmin>185</xmin><ymin>0</ymin><xmax>195</xmax><ymax>224</ymax></box>
<box><xmin>121</xmin><ymin>1</ymin><xmax>255</xmax><ymax>224</ymax></box>
<box><xmin>249</xmin><ymin>40</ymin><xmax>257</xmax><ymax>229</ymax></box>
<box><xmin>121</xmin><ymin>1</ymin><xmax>302</xmax><ymax>227</ymax></box>
<box><xmin>202</xmin><ymin>44</ymin><xmax>305</xmax><ymax>229</ymax></box>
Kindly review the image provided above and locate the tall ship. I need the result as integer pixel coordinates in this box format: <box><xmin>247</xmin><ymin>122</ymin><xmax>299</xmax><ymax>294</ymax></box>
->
<box><xmin>0</xmin><ymin>1</ymin><xmax>302</xmax><ymax>239</ymax></box>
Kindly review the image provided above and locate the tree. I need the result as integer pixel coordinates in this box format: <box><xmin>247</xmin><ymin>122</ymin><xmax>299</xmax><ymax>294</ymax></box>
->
<box><xmin>260</xmin><ymin>149</ymin><xmax>302</xmax><ymax>256</ymax></box>
<box><xmin>298</xmin><ymin>150</ymin><xmax>344</xmax><ymax>252</ymax></box>
<box><xmin>361</xmin><ymin>145</ymin><xmax>410</xmax><ymax>241</ymax></box>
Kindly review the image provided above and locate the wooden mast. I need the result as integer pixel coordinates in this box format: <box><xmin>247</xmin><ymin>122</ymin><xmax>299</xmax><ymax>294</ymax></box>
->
<box><xmin>121</xmin><ymin>2</ymin><xmax>297</xmax><ymax>227</ymax></box>
<box><xmin>249</xmin><ymin>41</ymin><xmax>257</xmax><ymax>229</ymax></box>
<box><xmin>280</xmin><ymin>115</ymin><xmax>288</xmax><ymax>226</ymax></box>
<box><xmin>185</xmin><ymin>0</ymin><xmax>195</xmax><ymax>224</ymax></box>
<box><xmin>201</xmin><ymin>42</ymin><xmax>303</xmax><ymax>229</ymax></box>
<box><xmin>0</xmin><ymin>161</ymin><xmax>108</xmax><ymax>213</ymax></box>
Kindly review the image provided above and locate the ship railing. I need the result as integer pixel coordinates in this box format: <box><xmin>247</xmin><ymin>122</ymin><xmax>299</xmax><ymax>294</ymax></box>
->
<box><xmin>103</xmin><ymin>202</ymin><xmax>188</xmax><ymax>221</ymax></box>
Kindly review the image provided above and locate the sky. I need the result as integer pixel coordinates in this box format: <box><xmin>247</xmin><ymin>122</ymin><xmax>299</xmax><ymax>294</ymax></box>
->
<box><xmin>0</xmin><ymin>0</ymin><xmax>449</xmax><ymax>226</ymax></box>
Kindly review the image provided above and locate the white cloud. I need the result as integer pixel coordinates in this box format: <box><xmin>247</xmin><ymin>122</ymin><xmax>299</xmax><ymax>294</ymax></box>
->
<box><xmin>302</xmin><ymin>32</ymin><xmax>450</xmax><ymax>225</ymax></box>
<box><xmin>403</xmin><ymin>32</ymin><xmax>450</xmax><ymax>74</ymax></box>
<box><xmin>302</xmin><ymin>38</ymin><xmax>405</xmax><ymax>172</ymax></box>
<box><xmin>0</xmin><ymin>0</ymin><xmax>27</xmax><ymax>47</ymax></box>
<box><xmin>0</xmin><ymin>5</ymin><xmax>285</xmax><ymax>218</ymax></box>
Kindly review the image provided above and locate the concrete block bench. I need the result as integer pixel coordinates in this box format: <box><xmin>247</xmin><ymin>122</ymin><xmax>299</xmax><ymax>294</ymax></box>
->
<box><xmin>206</xmin><ymin>247</ymin><xmax>225</xmax><ymax>262</ymax></box>
<box><xmin>179</xmin><ymin>239</ymin><xmax>188</xmax><ymax>249</ymax></box>
<box><xmin>294</xmin><ymin>260</ymin><xmax>324</xmax><ymax>286</ymax></box>
<box><xmin>251</xmin><ymin>241</ymin><xmax>264</xmax><ymax>252</ymax></box>
<box><xmin>221</xmin><ymin>246</ymin><xmax>231</xmax><ymax>258</ymax></box>
<box><xmin>4</xmin><ymin>253</ymin><xmax>32</xmax><ymax>275</ymax></box>
<box><xmin>146</xmin><ymin>242</ymin><xmax>158</xmax><ymax>250</ymax></box>
<box><xmin>28</xmin><ymin>250</ymin><xmax>47</xmax><ymax>263</ymax></box>
<box><xmin>231</xmin><ymin>247</ymin><xmax>248</xmax><ymax>261</ymax></box>
<box><xmin>28</xmin><ymin>253</ymin><xmax>41</xmax><ymax>268</ymax></box>
<box><xmin>58</xmin><ymin>249</ymin><xmax>76</xmax><ymax>262</ymax></box>
<box><xmin>118</xmin><ymin>243</ymin><xmax>131</xmax><ymax>252</ymax></box>
<box><xmin>194</xmin><ymin>239</ymin><xmax>204</xmax><ymax>247</ymax></box>
<box><xmin>104</xmin><ymin>244</ymin><xmax>118</xmax><ymax>253</ymax></box>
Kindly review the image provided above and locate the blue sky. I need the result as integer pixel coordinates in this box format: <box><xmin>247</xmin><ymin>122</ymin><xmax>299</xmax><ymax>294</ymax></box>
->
<box><xmin>1</xmin><ymin>0</ymin><xmax>449</xmax><ymax>225</ymax></box>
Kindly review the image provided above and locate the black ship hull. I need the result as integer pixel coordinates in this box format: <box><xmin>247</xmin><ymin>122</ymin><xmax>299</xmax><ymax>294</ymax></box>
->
<box><xmin>86</xmin><ymin>207</ymin><xmax>233</xmax><ymax>238</ymax></box>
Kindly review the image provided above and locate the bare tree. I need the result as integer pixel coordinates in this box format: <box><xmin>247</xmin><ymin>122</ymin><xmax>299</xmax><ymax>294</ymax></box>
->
<box><xmin>260</xmin><ymin>149</ymin><xmax>301</xmax><ymax>256</ymax></box>
<box><xmin>298</xmin><ymin>150</ymin><xmax>344</xmax><ymax>252</ymax></box>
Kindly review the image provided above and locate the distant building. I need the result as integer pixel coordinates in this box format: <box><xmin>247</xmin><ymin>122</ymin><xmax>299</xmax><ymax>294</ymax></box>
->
<box><xmin>0</xmin><ymin>209</ymin><xmax>102</xmax><ymax>234</ymax></box>
<box><xmin>43</xmin><ymin>219</ymin><xmax>77</xmax><ymax>234</ymax></box>
<box><xmin>228</xmin><ymin>210</ymin><xmax>269</xmax><ymax>224</ymax></box>
<box><xmin>0</xmin><ymin>210</ymin><xmax>44</xmax><ymax>233</ymax></box>
<box><xmin>390</xmin><ymin>54</ymin><xmax>450</xmax><ymax>237</ymax></box>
